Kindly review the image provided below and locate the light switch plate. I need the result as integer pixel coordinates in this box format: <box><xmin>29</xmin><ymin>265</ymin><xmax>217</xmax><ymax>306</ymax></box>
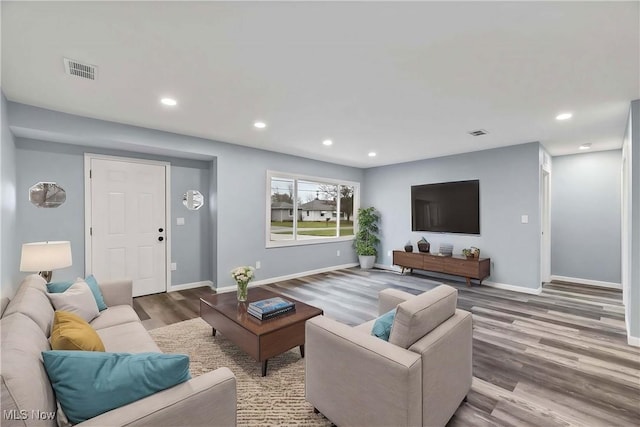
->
<box><xmin>177</xmin><ymin>217</ymin><xmax>185</xmax><ymax>226</ymax></box>
<box><xmin>521</xmin><ymin>215</ymin><xmax>529</xmax><ymax>224</ymax></box>
<box><xmin>170</xmin><ymin>263</ymin><xmax>177</xmax><ymax>271</ymax></box>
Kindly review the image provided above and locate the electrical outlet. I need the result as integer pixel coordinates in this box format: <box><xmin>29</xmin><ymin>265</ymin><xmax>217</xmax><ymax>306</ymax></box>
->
<box><xmin>337</xmin><ymin>250</ymin><xmax>341</xmax><ymax>257</ymax></box>
<box><xmin>170</xmin><ymin>263</ymin><xmax>177</xmax><ymax>271</ymax></box>
<box><xmin>255</xmin><ymin>261</ymin><xmax>261</xmax><ymax>269</ymax></box>
<box><xmin>387</xmin><ymin>250</ymin><xmax>392</xmax><ymax>257</ymax></box>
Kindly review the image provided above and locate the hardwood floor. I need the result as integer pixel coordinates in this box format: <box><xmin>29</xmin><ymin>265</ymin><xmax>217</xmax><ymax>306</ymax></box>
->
<box><xmin>134</xmin><ymin>268</ymin><xmax>640</xmax><ymax>426</ymax></box>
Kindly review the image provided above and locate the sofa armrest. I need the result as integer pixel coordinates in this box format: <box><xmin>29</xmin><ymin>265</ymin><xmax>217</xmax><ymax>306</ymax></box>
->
<box><xmin>378</xmin><ymin>288</ymin><xmax>415</xmax><ymax>315</ymax></box>
<box><xmin>77</xmin><ymin>368</ymin><xmax>236</xmax><ymax>427</ymax></box>
<box><xmin>99</xmin><ymin>279</ymin><xmax>133</xmax><ymax>307</ymax></box>
<box><xmin>305</xmin><ymin>316</ymin><xmax>421</xmax><ymax>427</ymax></box>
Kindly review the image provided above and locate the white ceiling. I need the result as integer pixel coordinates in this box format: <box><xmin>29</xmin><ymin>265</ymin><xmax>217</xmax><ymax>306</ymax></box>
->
<box><xmin>2</xmin><ymin>1</ymin><xmax>639</xmax><ymax>168</ymax></box>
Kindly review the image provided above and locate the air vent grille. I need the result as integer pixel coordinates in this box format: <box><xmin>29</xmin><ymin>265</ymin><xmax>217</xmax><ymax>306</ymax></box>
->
<box><xmin>63</xmin><ymin>58</ymin><xmax>97</xmax><ymax>80</ymax></box>
<box><xmin>468</xmin><ymin>129</ymin><xmax>488</xmax><ymax>136</ymax></box>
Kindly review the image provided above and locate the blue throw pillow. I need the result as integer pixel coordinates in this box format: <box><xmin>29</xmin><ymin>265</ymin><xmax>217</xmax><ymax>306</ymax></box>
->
<box><xmin>371</xmin><ymin>309</ymin><xmax>396</xmax><ymax>341</ymax></box>
<box><xmin>47</xmin><ymin>275</ymin><xmax>107</xmax><ymax>311</ymax></box>
<box><xmin>42</xmin><ymin>351</ymin><xmax>191</xmax><ymax>424</ymax></box>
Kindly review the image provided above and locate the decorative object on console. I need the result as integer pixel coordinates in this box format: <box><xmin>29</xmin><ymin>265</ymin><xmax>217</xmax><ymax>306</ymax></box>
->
<box><xmin>404</xmin><ymin>241</ymin><xmax>413</xmax><ymax>252</ymax></box>
<box><xmin>417</xmin><ymin>237</ymin><xmax>430</xmax><ymax>253</ymax></box>
<box><xmin>231</xmin><ymin>266</ymin><xmax>255</xmax><ymax>302</ymax></box>
<box><xmin>438</xmin><ymin>243</ymin><xmax>453</xmax><ymax>257</ymax></box>
<box><xmin>29</xmin><ymin>182</ymin><xmax>66</xmax><ymax>208</ymax></box>
<box><xmin>461</xmin><ymin>248</ymin><xmax>474</xmax><ymax>260</ymax></box>
<box><xmin>20</xmin><ymin>240</ymin><xmax>72</xmax><ymax>282</ymax></box>
<box><xmin>471</xmin><ymin>247</ymin><xmax>480</xmax><ymax>258</ymax></box>
<box><xmin>183</xmin><ymin>189</ymin><xmax>204</xmax><ymax>210</ymax></box>
<box><xmin>354</xmin><ymin>207</ymin><xmax>380</xmax><ymax>269</ymax></box>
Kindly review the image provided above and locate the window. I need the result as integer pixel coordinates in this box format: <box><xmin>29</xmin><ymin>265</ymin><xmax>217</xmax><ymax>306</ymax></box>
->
<box><xmin>267</xmin><ymin>171</ymin><xmax>359</xmax><ymax>247</ymax></box>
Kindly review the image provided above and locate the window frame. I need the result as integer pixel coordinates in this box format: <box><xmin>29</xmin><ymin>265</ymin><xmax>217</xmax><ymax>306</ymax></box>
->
<box><xmin>266</xmin><ymin>170</ymin><xmax>360</xmax><ymax>248</ymax></box>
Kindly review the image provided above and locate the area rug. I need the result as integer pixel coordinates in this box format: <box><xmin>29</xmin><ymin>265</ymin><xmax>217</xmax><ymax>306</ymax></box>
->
<box><xmin>149</xmin><ymin>318</ymin><xmax>331</xmax><ymax>426</ymax></box>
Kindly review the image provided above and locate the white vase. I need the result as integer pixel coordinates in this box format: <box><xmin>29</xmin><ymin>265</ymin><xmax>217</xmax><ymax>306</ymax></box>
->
<box><xmin>358</xmin><ymin>255</ymin><xmax>375</xmax><ymax>269</ymax></box>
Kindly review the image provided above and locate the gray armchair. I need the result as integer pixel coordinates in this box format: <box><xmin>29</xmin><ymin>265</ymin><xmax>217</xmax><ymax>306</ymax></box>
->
<box><xmin>305</xmin><ymin>285</ymin><xmax>472</xmax><ymax>427</ymax></box>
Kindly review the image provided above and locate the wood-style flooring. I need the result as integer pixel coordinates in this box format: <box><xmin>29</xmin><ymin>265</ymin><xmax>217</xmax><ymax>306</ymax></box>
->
<box><xmin>134</xmin><ymin>268</ymin><xmax>640</xmax><ymax>426</ymax></box>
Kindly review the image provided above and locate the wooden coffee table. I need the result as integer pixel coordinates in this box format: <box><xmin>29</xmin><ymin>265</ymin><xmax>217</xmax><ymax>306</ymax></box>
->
<box><xmin>200</xmin><ymin>288</ymin><xmax>323</xmax><ymax>376</ymax></box>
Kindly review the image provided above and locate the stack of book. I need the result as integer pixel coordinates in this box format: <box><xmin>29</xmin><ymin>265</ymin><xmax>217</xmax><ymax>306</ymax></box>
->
<box><xmin>248</xmin><ymin>297</ymin><xmax>295</xmax><ymax>320</ymax></box>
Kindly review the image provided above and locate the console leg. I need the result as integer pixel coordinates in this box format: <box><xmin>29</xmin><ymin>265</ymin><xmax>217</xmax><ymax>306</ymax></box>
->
<box><xmin>261</xmin><ymin>360</ymin><xmax>268</xmax><ymax>377</ymax></box>
<box><xmin>212</xmin><ymin>328</ymin><xmax>216</xmax><ymax>337</ymax></box>
<box><xmin>300</xmin><ymin>344</ymin><xmax>305</xmax><ymax>358</ymax></box>
<box><xmin>466</xmin><ymin>277</ymin><xmax>471</xmax><ymax>287</ymax></box>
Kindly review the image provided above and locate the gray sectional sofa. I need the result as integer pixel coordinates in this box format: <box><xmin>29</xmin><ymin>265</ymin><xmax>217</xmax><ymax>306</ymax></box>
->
<box><xmin>0</xmin><ymin>274</ymin><xmax>237</xmax><ymax>427</ymax></box>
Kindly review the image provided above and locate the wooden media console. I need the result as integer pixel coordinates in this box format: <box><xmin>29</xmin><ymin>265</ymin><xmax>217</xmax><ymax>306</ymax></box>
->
<box><xmin>393</xmin><ymin>250</ymin><xmax>490</xmax><ymax>287</ymax></box>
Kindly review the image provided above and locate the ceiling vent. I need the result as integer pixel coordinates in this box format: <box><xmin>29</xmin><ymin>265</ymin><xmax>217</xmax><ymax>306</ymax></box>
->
<box><xmin>468</xmin><ymin>129</ymin><xmax>488</xmax><ymax>136</ymax></box>
<box><xmin>63</xmin><ymin>58</ymin><xmax>97</xmax><ymax>80</ymax></box>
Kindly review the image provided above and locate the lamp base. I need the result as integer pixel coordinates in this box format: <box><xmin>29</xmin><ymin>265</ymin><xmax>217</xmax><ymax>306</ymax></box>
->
<box><xmin>39</xmin><ymin>271</ymin><xmax>53</xmax><ymax>282</ymax></box>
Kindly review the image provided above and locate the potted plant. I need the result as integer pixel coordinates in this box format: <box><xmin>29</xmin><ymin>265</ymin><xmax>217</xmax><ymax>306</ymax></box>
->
<box><xmin>354</xmin><ymin>207</ymin><xmax>380</xmax><ymax>269</ymax></box>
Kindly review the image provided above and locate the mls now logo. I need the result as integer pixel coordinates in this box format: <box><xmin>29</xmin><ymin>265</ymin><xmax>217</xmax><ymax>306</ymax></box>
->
<box><xmin>3</xmin><ymin>410</ymin><xmax>28</xmax><ymax>420</ymax></box>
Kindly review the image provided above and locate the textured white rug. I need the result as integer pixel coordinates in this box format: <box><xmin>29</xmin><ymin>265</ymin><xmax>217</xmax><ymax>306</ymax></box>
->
<box><xmin>149</xmin><ymin>317</ymin><xmax>330</xmax><ymax>426</ymax></box>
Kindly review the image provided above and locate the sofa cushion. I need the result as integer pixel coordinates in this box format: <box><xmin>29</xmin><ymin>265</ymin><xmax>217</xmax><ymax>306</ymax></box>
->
<box><xmin>90</xmin><ymin>305</ymin><xmax>141</xmax><ymax>330</ymax></box>
<box><xmin>389</xmin><ymin>285</ymin><xmax>457</xmax><ymax>349</ymax></box>
<box><xmin>371</xmin><ymin>309</ymin><xmax>396</xmax><ymax>341</ymax></box>
<box><xmin>0</xmin><ymin>313</ymin><xmax>56</xmax><ymax>425</ymax></box>
<box><xmin>47</xmin><ymin>280</ymin><xmax>100</xmax><ymax>323</ymax></box>
<box><xmin>3</xmin><ymin>275</ymin><xmax>54</xmax><ymax>336</ymax></box>
<box><xmin>42</xmin><ymin>351</ymin><xmax>191</xmax><ymax>425</ymax></box>
<box><xmin>47</xmin><ymin>275</ymin><xmax>108</xmax><ymax>311</ymax></box>
<box><xmin>97</xmin><ymin>322</ymin><xmax>161</xmax><ymax>353</ymax></box>
<box><xmin>50</xmin><ymin>311</ymin><xmax>105</xmax><ymax>352</ymax></box>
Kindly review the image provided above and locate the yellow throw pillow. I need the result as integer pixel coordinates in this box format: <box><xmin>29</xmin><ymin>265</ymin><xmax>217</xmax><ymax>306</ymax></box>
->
<box><xmin>50</xmin><ymin>311</ymin><xmax>105</xmax><ymax>352</ymax></box>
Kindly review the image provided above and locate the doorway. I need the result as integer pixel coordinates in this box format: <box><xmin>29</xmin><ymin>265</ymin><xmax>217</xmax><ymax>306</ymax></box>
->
<box><xmin>84</xmin><ymin>154</ymin><xmax>170</xmax><ymax>297</ymax></box>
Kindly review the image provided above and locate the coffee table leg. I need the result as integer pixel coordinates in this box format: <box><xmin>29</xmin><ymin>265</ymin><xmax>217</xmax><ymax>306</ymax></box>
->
<box><xmin>261</xmin><ymin>360</ymin><xmax>268</xmax><ymax>377</ymax></box>
<box><xmin>300</xmin><ymin>344</ymin><xmax>305</xmax><ymax>358</ymax></box>
<box><xmin>212</xmin><ymin>327</ymin><xmax>216</xmax><ymax>337</ymax></box>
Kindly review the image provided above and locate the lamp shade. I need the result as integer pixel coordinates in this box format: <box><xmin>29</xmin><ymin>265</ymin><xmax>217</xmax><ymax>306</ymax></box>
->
<box><xmin>20</xmin><ymin>241</ymin><xmax>72</xmax><ymax>272</ymax></box>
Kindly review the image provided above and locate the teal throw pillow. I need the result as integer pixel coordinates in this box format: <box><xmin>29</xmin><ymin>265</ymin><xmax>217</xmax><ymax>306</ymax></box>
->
<box><xmin>47</xmin><ymin>275</ymin><xmax>107</xmax><ymax>311</ymax></box>
<box><xmin>371</xmin><ymin>309</ymin><xmax>396</xmax><ymax>341</ymax></box>
<box><xmin>42</xmin><ymin>351</ymin><xmax>191</xmax><ymax>424</ymax></box>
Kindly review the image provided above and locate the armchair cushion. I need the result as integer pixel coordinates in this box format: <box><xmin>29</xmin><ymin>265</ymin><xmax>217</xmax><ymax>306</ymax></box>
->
<box><xmin>371</xmin><ymin>309</ymin><xmax>396</xmax><ymax>341</ymax></box>
<box><xmin>389</xmin><ymin>285</ymin><xmax>457</xmax><ymax>349</ymax></box>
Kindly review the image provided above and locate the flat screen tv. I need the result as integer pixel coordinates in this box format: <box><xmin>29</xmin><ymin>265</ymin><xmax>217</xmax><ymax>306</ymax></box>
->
<box><xmin>411</xmin><ymin>180</ymin><xmax>480</xmax><ymax>234</ymax></box>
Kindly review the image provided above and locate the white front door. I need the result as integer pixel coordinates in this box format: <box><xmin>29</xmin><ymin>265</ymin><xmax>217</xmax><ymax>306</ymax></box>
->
<box><xmin>88</xmin><ymin>156</ymin><xmax>168</xmax><ymax>297</ymax></box>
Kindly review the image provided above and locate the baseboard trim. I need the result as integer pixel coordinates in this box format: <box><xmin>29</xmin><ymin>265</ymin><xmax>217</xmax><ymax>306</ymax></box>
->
<box><xmin>168</xmin><ymin>280</ymin><xmax>214</xmax><ymax>292</ymax></box>
<box><xmin>215</xmin><ymin>263</ymin><xmax>359</xmax><ymax>293</ymax></box>
<box><xmin>628</xmin><ymin>334</ymin><xmax>640</xmax><ymax>347</ymax></box>
<box><xmin>483</xmin><ymin>280</ymin><xmax>542</xmax><ymax>295</ymax></box>
<box><xmin>550</xmin><ymin>275</ymin><xmax>622</xmax><ymax>290</ymax></box>
<box><xmin>373</xmin><ymin>263</ymin><xmax>401</xmax><ymax>272</ymax></box>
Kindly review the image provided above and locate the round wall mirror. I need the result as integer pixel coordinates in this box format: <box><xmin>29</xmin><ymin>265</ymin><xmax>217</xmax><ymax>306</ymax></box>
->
<box><xmin>29</xmin><ymin>182</ymin><xmax>66</xmax><ymax>208</ymax></box>
<box><xmin>183</xmin><ymin>190</ymin><xmax>204</xmax><ymax>210</ymax></box>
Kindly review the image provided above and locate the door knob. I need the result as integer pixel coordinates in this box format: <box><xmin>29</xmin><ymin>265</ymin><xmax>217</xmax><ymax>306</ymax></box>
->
<box><xmin>158</xmin><ymin>236</ymin><xmax>164</xmax><ymax>242</ymax></box>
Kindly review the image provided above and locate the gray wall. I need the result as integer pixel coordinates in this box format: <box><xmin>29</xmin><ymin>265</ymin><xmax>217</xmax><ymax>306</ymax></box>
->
<box><xmin>171</xmin><ymin>165</ymin><xmax>211</xmax><ymax>285</ymax></box>
<box><xmin>8</xmin><ymin>102</ymin><xmax>364</xmax><ymax>288</ymax></box>
<box><xmin>1</xmin><ymin>93</ymin><xmax>18</xmax><ymax>298</ymax></box>
<box><xmin>551</xmin><ymin>150</ymin><xmax>622</xmax><ymax>283</ymax></box>
<box><xmin>14</xmin><ymin>138</ymin><xmax>212</xmax><ymax>287</ymax></box>
<box><xmin>628</xmin><ymin>100</ymin><xmax>640</xmax><ymax>341</ymax></box>
<box><xmin>362</xmin><ymin>142</ymin><xmax>542</xmax><ymax>291</ymax></box>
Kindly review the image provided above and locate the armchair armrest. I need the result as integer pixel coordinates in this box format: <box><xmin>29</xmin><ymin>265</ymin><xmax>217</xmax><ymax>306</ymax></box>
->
<box><xmin>305</xmin><ymin>316</ymin><xmax>421</xmax><ymax>427</ymax></box>
<box><xmin>99</xmin><ymin>279</ymin><xmax>133</xmax><ymax>307</ymax></box>
<box><xmin>77</xmin><ymin>368</ymin><xmax>236</xmax><ymax>427</ymax></box>
<box><xmin>378</xmin><ymin>288</ymin><xmax>415</xmax><ymax>315</ymax></box>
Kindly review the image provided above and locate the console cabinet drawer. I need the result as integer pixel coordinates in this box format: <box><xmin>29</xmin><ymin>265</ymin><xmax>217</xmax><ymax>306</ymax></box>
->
<box><xmin>443</xmin><ymin>259</ymin><xmax>479</xmax><ymax>277</ymax></box>
<box><xmin>393</xmin><ymin>252</ymin><xmax>423</xmax><ymax>269</ymax></box>
<box><xmin>422</xmin><ymin>255</ymin><xmax>445</xmax><ymax>271</ymax></box>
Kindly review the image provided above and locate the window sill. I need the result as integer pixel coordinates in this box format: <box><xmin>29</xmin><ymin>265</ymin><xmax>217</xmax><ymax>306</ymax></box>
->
<box><xmin>266</xmin><ymin>235</ymin><xmax>355</xmax><ymax>249</ymax></box>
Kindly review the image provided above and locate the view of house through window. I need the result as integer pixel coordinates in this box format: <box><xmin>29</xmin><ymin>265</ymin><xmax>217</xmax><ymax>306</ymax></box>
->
<box><xmin>268</xmin><ymin>172</ymin><xmax>358</xmax><ymax>246</ymax></box>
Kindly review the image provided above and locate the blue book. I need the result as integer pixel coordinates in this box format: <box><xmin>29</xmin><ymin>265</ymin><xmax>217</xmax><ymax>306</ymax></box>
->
<box><xmin>249</xmin><ymin>297</ymin><xmax>294</xmax><ymax>314</ymax></box>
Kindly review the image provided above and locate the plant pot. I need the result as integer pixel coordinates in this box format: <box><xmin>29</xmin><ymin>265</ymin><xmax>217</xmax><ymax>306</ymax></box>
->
<box><xmin>358</xmin><ymin>255</ymin><xmax>375</xmax><ymax>270</ymax></box>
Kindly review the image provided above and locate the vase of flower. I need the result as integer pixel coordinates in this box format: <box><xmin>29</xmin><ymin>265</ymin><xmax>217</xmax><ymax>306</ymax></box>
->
<box><xmin>231</xmin><ymin>266</ymin><xmax>255</xmax><ymax>302</ymax></box>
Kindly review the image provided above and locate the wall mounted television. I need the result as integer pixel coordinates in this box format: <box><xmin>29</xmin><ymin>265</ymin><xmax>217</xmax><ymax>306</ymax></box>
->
<box><xmin>411</xmin><ymin>179</ymin><xmax>480</xmax><ymax>234</ymax></box>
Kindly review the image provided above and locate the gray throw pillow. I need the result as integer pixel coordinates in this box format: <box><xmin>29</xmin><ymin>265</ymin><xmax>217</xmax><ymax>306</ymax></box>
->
<box><xmin>47</xmin><ymin>280</ymin><xmax>100</xmax><ymax>323</ymax></box>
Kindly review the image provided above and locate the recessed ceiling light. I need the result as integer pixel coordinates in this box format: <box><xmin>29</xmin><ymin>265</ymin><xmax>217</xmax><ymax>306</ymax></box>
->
<box><xmin>579</xmin><ymin>143</ymin><xmax>592</xmax><ymax>150</ymax></box>
<box><xmin>160</xmin><ymin>97</ymin><xmax>177</xmax><ymax>106</ymax></box>
<box><xmin>368</xmin><ymin>152</ymin><xmax>377</xmax><ymax>157</ymax></box>
<box><xmin>322</xmin><ymin>139</ymin><xmax>333</xmax><ymax>146</ymax></box>
<box><xmin>254</xmin><ymin>121</ymin><xmax>267</xmax><ymax>129</ymax></box>
<box><xmin>556</xmin><ymin>112</ymin><xmax>573</xmax><ymax>121</ymax></box>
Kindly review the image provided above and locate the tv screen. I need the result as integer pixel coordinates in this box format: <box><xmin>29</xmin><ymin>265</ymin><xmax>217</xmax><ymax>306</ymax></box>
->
<box><xmin>411</xmin><ymin>180</ymin><xmax>480</xmax><ymax>234</ymax></box>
